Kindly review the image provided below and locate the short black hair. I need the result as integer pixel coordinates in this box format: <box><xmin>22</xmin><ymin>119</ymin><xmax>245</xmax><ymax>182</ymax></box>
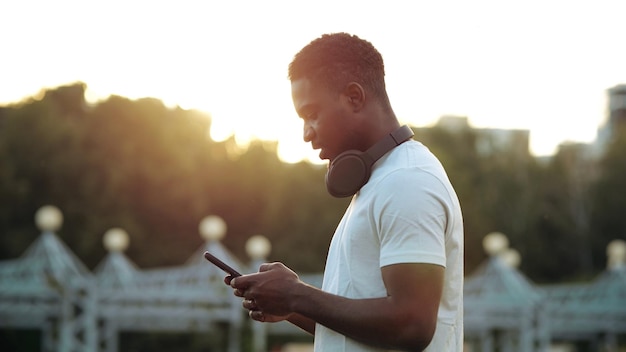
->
<box><xmin>288</xmin><ymin>33</ymin><xmax>388</xmax><ymax>102</ymax></box>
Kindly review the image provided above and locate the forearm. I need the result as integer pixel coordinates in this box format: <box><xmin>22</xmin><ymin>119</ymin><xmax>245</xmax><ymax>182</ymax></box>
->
<box><xmin>231</xmin><ymin>262</ymin><xmax>441</xmax><ymax>350</ymax></box>
<box><xmin>290</xmin><ymin>284</ymin><xmax>434</xmax><ymax>351</ymax></box>
<box><xmin>287</xmin><ymin>313</ymin><xmax>316</xmax><ymax>335</ymax></box>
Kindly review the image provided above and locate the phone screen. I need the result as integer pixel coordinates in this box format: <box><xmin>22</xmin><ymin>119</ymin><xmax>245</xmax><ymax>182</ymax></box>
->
<box><xmin>203</xmin><ymin>251</ymin><xmax>242</xmax><ymax>277</ymax></box>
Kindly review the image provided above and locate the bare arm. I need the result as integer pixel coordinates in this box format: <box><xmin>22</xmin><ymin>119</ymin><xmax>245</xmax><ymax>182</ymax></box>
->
<box><xmin>231</xmin><ymin>262</ymin><xmax>443</xmax><ymax>351</ymax></box>
<box><xmin>286</xmin><ymin>313</ymin><xmax>316</xmax><ymax>335</ymax></box>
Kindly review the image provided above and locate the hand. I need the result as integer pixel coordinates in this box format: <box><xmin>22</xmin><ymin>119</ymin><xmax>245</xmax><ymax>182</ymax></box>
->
<box><xmin>230</xmin><ymin>262</ymin><xmax>301</xmax><ymax>319</ymax></box>
<box><xmin>243</xmin><ymin>298</ymin><xmax>292</xmax><ymax>322</ymax></box>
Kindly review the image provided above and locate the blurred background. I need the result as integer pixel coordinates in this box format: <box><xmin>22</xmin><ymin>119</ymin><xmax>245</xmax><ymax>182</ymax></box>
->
<box><xmin>0</xmin><ymin>81</ymin><xmax>624</xmax><ymax>352</ymax></box>
<box><xmin>2</xmin><ymin>81</ymin><xmax>625</xmax><ymax>282</ymax></box>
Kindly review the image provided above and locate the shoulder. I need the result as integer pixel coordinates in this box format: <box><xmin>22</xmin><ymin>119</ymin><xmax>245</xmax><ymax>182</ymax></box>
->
<box><xmin>366</xmin><ymin>141</ymin><xmax>453</xmax><ymax>199</ymax></box>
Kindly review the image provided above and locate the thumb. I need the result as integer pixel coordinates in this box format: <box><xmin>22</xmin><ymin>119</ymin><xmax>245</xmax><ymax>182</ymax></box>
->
<box><xmin>259</xmin><ymin>262</ymin><xmax>281</xmax><ymax>272</ymax></box>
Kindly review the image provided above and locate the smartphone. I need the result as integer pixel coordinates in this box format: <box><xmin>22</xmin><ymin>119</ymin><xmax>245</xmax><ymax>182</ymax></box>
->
<box><xmin>204</xmin><ymin>251</ymin><xmax>242</xmax><ymax>277</ymax></box>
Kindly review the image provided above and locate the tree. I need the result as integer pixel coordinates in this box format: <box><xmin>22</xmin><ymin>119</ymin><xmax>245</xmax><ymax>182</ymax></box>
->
<box><xmin>2</xmin><ymin>83</ymin><xmax>621</xmax><ymax>283</ymax></box>
<box><xmin>590</xmin><ymin>124</ymin><xmax>626</xmax><ymax>271</ymax></box>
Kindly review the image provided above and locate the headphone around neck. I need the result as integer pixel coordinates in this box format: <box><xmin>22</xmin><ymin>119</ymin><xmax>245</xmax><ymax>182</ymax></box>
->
<box><xmin>325</xmin><ymin>125</ymin><xmax>414</xmax><ymax>198</ymax></box>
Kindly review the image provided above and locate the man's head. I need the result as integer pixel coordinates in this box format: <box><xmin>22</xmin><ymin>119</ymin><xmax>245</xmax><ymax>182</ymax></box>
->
<box><xmin>289</xmin><ymin>33</ymin><xmax>395</xmax><ymax>161</ymax></box>
<box><xmin>288</xmin><ymin>33</ymin><xmax>388</xmax><ymax>105</ymax></box>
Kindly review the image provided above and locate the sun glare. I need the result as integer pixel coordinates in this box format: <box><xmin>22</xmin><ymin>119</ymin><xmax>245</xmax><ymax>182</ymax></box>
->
<box><xmin>2</xmin><ymin>1</ymin><xmax>625</xmax><ymax>163</ymax></box>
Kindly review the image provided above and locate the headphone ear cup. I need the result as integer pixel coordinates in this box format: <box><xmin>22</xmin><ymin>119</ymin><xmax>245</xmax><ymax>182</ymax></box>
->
<box><xmin>326</xmin><ymin>151</ymin><xmax>371</xmax><ymax>198</ymax></box>
<box><xmin>324</xmin><ymin>126</ymin><xmax>414</xmax><ymax>198</ymax></box>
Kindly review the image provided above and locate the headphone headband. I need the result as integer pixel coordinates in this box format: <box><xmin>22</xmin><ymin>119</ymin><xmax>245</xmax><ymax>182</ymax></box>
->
<box><xmin>366</xmin><ymin>125</ymin><xmax>414</xmax><ymax>161</ymax></box>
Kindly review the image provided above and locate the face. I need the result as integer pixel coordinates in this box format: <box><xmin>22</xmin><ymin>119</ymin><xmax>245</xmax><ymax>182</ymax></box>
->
<box><xmin>291</xmin><ymin>78</ymin><xmax>356</xmax><ymax>161</ymax></box>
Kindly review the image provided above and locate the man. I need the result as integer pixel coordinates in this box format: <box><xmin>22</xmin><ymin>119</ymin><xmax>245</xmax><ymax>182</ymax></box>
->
<box><xmin>227</xmin><ymin>32</ymin><xmax>464</xmax><ymax>351</ymax></box>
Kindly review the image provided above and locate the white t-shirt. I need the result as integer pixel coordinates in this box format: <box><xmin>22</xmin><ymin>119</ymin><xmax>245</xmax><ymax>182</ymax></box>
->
<box><xmin>314</xmin><ymin>140</ymin><xmax>464</xmax><ymax>352</ymax></box>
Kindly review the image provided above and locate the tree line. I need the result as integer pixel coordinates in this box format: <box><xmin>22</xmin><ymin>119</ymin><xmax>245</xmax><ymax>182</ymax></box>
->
<box><xmin>0</xmin><ymin>82</ymin><xmax>624</xmax><ymax>283</ymax></box>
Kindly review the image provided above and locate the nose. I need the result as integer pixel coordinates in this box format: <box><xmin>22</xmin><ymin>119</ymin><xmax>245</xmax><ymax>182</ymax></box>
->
<box><xmin>303</xmin><ymin>124</ymin><xmax>315</xmax><ymax>143</ymax></box>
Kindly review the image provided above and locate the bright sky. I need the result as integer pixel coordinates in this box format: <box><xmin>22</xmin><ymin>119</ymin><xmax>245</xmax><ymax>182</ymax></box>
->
<box><xmin>2</xmin><ymin>0</ymin><xmax>625</xmax><ymax>163</ymax></box>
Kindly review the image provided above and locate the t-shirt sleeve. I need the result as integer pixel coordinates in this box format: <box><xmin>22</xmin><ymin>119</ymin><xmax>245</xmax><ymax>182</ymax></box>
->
<box><xmin>373</xmin><ymin>168</ymin><xmax>449</xmax><ymax>268</ymax></box>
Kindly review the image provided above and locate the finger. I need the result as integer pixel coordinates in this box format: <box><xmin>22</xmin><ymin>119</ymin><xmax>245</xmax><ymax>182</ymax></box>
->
<box><xmin>230</xmin><ymin>276</ymin><xmax>251</xmax><ymax>290</ymax></box>
<box><xmin>249</xmin><ymin>310</ymin><xmax>265</xmax><ymax>322</ymax></box>
<box><xmin>242</xmin><ymin>299</ymin><xmax>257</xmax><ymax>310</ymax></box>
<box><xmin>258</xmin><ymin>262</ymin><xmax>275</xmax><ymax>272</ymax></box>
<box><xmin>233</xmin><ymin>288</ymin><xmax>245</xmax><ymax>297</ymax></box>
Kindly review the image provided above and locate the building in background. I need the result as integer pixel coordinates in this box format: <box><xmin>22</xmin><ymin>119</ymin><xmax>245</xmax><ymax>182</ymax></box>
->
<box><xmin>595</xmin><ymin>84</ymin><xmax>626</xmax><ymax>155</ymax></box>
<box><xmin>422</xmin><ymin>114</ymin><xmax>530</xmax><ymax>158</ymax></box>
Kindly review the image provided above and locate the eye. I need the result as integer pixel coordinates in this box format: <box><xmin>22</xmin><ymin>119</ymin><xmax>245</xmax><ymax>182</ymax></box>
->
<box><xmin>298</xmin><ymin>105</ymin><xmax>319</xmax><ymax>121</ymax></box>
<box><xmin>304</xmin><ymin>111</ymin><xmax>318</xmax><ymax>121</ymax></box>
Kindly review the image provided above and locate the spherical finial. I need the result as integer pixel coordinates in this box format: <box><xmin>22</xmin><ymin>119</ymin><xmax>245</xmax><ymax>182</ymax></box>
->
<box><xmin>199</xmin><ymin>215</ymin><xmax>227</xmax><ymax>242</ymax></box>
<box><xmin>35</xmin><ymin>205</ymin><xmax>63</xmax><ymax>232</ymax></box>
<box><xmin>103</xmin><ymin>228</ymin><xmax>130</xmax><ymax>252</ymax></box>
<box><xmin>483</xmin><ymin>232</ymin><xmax>509</xmax><ymax>256</ymax></box>
<box><xmin>246</xmin><ymin>235</ymin><xmax>271</xmax><ymax>260</ymax></box>
<box><xmin>501</xmin><ymin>248</ymin><xmax>521</xmax><ymax>268</ymax></box>
<box><xmin>607</xmin><ymin>239</ymin><xmax>626</xmax><ymax>270</ymax></box>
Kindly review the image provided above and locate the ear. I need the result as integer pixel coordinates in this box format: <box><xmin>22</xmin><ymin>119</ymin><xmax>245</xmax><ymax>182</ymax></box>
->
<box><xmin>343</xmin><ymin>82</ymin><xmax>366</xmax><ymax>112</ymax></box>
